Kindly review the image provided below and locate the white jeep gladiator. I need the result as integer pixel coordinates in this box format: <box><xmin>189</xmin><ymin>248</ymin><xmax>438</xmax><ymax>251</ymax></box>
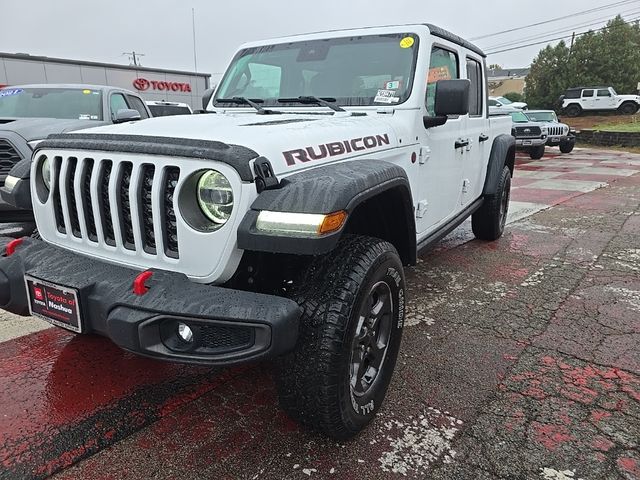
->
<box><xmin>0</xmin><ymin>24</ymin><xmax>514</xmax><ymax>439</ymax></box>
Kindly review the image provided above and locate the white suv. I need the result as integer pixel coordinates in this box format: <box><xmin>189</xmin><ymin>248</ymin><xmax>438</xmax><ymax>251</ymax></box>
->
<box><xmin>561</xmin><ymin>86</ymin><xmax>640</xmax><ymax>117</ymax></box>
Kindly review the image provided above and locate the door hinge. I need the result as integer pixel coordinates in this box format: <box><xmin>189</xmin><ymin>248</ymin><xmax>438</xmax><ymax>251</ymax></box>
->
<box><xmin>462</xmin><ymin>179</ymin><xmax>470</xmax><ymax>194</ymax></box>
<box><xmin>415</xmin><ymin>200</ymin><xmax>428</xmax><ymax>219</ymax></box>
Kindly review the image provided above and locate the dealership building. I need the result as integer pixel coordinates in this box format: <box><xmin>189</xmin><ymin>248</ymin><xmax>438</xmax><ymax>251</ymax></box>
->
<box><xmin>0</xmin><ymin>52</ymin><xmax>211</xmax><ymax>110</ymax></box>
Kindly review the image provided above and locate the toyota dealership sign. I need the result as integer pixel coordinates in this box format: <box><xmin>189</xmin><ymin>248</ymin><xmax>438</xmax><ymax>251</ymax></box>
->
<box><xmin>133</xmin><ymin>78</ymin><xmax>192</xmax><ymax>93</ymax></box>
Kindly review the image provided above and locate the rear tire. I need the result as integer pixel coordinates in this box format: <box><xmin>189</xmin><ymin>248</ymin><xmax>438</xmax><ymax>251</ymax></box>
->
<box><xmin>275</xmin><ymin>235</ymin><xmax>405</xmax><ymax>440</ymax></box>
<box><xmin>529</xmin><ymin>145</ymin><xmax>545</xmax><ymax>160</ymax></box>
<box><xmin>565</xmin><ymin>104</ymin><xmax>582</xmax><ymax>117</ymax></box>
<box><xmin>559</xmin><ymin>138</ymin><xmax>575</xmax><ymax>154</ymax></box>
<box><xmin>619</xmin><ymin>102</ymin><xmax>638</xmax><ymax>115</ymax></box>
<box><xmin>472</xmin><ymin>166</ymin><xmax>512</xmax><ymax>241</ymax></box>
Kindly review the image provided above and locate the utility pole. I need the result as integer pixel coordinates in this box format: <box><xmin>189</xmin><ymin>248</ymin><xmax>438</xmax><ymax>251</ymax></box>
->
<box><xmin>122</xmin><ymin>51</ymin><xmax>145</xmax><ymax>66</ymax></box>
<box><xmin>569</xmin><ymin>32</ymin><xmax>576</xmax><ymax>53</ymax></box>
<box><xmin>192</xmin><ymin>8</ymin><xmax>198</xmax><ymax>72</ymax></box>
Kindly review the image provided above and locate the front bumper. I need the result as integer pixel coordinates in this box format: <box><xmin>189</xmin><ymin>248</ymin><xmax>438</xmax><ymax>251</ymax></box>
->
<box><xmin>515</xmin><ymin>138</ymin><xmax>547</xmax><ymax>147</ymax></box>
<box><xmin>0</xmin><ymin>237</ymin><xmax>301</xmax><ymax>365</ymax></box>
<box><xmin>546</xmin><ymin>135</ymin><xmax>575</xmax><ymax>147</ymax></box>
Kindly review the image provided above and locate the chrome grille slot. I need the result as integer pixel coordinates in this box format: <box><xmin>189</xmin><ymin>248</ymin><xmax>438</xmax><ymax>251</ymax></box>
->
<box><xmin>118</xmin><ymin>162</ymin><xmax>135</xmax><ymax>250</ymax></box>
<box><xmin>163</xmin><ymin>167</ymin><xmax>180</xmax><ymax>258</ymax></box>
<box><xmin>65</xmin><ymin>158</ymin><xmax>81</xmax><ymax>237</ymax></box>
<box><xmin>99</xmin><ymin>160</ymin><xmax>116</xmax><ymax>246</ymax></box>
<box><xmin>0</xmin><ymin>139</ymin><xmax>22</xmax><ymax>183</ymax></box>
<box><xmin>82</xmin><ymin>159</ymin><xmax>98</xmax><ymax>242</ymax></box>
<box><xmin>52</xmin><ymin>157</ymin><xmax>66</xmax><ymax>233</ymax></box>
<box><xmin>140</xmin><ymin>165</ymin><xmax>156</xmax><ymax>254</ymax></box>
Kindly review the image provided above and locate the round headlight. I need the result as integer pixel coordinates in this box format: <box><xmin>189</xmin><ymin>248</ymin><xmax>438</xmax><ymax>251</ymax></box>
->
<box><xmin>41</xmin><ymin>158</ymin><xmax>51</xmax><ymax>190</ymax></box>
<box><xmin>196</xmin><ymin>170</ymin><xmax>233</xmax><ymax>225</ymax></box>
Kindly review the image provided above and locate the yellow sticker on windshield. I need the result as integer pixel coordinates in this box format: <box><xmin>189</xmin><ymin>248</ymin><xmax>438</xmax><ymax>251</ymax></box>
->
<box><xmin>82</xmin><ymin>89</ymin><xmax>91</xmax><ymax>95</ymax></box>
<box><xmin>400</xmin><ymin>37</ymin><xmax>415</xmax><ymax>49</ymax></box>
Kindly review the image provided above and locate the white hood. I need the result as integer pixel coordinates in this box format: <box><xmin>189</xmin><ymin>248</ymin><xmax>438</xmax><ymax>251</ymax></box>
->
<box><xmin>78</xmin><ymin>112</ymin><xmax>401</xmax><ymax>177</ymax></box>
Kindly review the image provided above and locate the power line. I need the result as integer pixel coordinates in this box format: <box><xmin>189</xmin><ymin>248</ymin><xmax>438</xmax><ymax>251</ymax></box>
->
<box><xmin>482</xmin><ymin>7</ymin><xmax>640</xmax><ymax>51</ymax></box>
<box><xmin>485</xmin><ymin>15</ymin><xmax>640</xmax><ymax>55</ymax></box>
<box><xmin>470</xmin><ymin>0</ymin><xmax>639</xmax><ymax>40</ymax></box>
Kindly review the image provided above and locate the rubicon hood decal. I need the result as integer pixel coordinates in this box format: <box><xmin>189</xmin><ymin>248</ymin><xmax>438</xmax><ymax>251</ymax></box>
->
<box><xmin>283</xmin><ymin>134</ymin><xmax>391</xmax><ymax>166</ymax></box>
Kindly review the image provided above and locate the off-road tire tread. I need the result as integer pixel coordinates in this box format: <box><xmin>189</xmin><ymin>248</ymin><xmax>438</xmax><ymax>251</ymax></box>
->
<box><xmin>472</xmin><ymin>166</ymin><xmax>511</xmax><ymax>241</ymax></box>
<box><xmin>274</xmin><ymin>235</ymin><xmax>400</xmax><ymax>439</ymax></box>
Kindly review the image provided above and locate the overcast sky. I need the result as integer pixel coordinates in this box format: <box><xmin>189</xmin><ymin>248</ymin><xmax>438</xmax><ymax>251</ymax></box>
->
<box><xmin>1</xmin><ymin>0</ymin><xmax>637</xmax><ymax>80</ymax></box>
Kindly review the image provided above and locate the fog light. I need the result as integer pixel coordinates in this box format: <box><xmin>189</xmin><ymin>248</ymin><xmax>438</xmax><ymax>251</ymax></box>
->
<box><xmin>177</xmin><ymin>323</ymin><xmax>194</xmax><ymax>343</ymax></box>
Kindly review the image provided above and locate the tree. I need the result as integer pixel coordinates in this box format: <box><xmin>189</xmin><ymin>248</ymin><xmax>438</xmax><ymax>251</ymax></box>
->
<box><xmin>488</xmin><ymin>63</ymin><xmax>503</xmax><ymax>71</ymax></box>
<box><xmin>503</xmin><ymin>92</ymin><xmax>525</xmax><ymax>103</ymax></box>
<box><xmin>524</xmin><ymin>16</ymin><xmax>640</xmax><ymax>109</ymax></box>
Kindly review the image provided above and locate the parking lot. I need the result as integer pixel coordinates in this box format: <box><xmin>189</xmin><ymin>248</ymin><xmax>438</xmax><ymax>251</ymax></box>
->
<box><xmin>0</xmin><ymin>147</ymin><xmax>638</xmax><ymax>480</ymax></box>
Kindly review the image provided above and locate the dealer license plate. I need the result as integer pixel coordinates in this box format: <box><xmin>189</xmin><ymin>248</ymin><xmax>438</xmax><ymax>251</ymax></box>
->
<box><xmin>523</xmin><ymin>140</ymin><xmax>532</xmax><ymax>146</ymax></box>
<box><xmin>25</xmin><ymin>276</ymin><xmax>82</xmax><ymax>333</ymax></box>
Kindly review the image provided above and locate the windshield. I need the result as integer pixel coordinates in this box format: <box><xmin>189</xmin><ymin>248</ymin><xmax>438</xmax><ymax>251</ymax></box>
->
<box><xmin>0</xmin><ymin>87</ymin><xmax>103</xmax><ymax>120</ymax></box>
<box><xmin>526</xmin><ymin>111</ymin><xmax>557</xmax><ymax>122</ymax></box>
<box><xmin>148</xmin><ymin>105</ymin><xmax>191</xmax><ymax>117</ymax></box>
<box><xmin>214</xmin><ymin>33</ymin><xmax>419</xmax><ymax>108</ymax></box>
<box><xmin>497</xmin><ymin>96</ymin><xmax>513</xmax><ymax>105</ymax></box>
<box><xmin>510</xmin><ymin>111</ymin><xmax>529</xmax><ymax>123</ymax></box>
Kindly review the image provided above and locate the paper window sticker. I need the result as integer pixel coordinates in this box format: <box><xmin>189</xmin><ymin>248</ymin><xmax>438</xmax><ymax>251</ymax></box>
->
<box><xmin>428</xmin><ymin>66</ymin><xmax>452</xmax><ymax>83</ymax></box>
<box><xmin>400</xmin><ymin>37</ymin><xmax>415</xmax><ymax>49</ymax></box>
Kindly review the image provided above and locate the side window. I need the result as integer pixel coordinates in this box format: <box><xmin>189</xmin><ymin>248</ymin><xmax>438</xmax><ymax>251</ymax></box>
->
<box><xmin>126</xmin><ymin>95</ymin><xmax>150</xmax><ymax>118</ymax></box>
<box><xmin>488</xmin><ymin>98</ymin><xmax>498</xmax><ymax>107</ymax></box>
<box><xmin>597</xmin><ymin>89</ymin><xmax>611</xmax><ymax>97</ymax></box>
<box><xmin>110</xmin><ymin>93</ymin><xmax>129</xmax><ymax>120</ymax></box>
<box><xmin>582</xmin><ymin>90</ymin><xmax>595</xmax><ymax>98</ymax></box>
<box><xmin>466</xmin><ymin>58</ymin><xmax>483</xmax><ymax>116</ymax></box>
<box><xmin>426</xmin><ymin>46</ymin><xmax>459</xmax><ymax>116</ymax></box>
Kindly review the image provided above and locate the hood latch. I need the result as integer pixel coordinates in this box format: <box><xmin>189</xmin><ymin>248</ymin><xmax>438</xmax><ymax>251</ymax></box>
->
<box><xmin>253</xmin><ymin>157</ymin><xmax>280</xmax><ymax>193</ymax></box>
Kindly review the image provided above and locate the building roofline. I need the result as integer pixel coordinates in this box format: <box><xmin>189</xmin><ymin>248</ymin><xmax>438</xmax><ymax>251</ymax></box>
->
<box><xmin>0</xmin><ymin>51</ymin><xmax>210</xmax><ymax>78</ymax></box>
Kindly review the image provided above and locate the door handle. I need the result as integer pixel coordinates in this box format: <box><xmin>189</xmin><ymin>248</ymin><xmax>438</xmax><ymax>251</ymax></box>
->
<box><xmin>479</xmin><ymin>134</ymin><xmax>489</xmax><ymax>143</ymax></box>
<box><xmin>455</xmin><ymin>138</ymin><xmax>470</xmax><ymax>149</ymax></box>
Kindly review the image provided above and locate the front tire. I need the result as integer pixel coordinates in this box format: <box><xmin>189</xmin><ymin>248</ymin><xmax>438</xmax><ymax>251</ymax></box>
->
<box><xmin>529</xmin><ymin>145</ymin><xmax>545</xmax><ymax>160</ymax></box>
<box><xmin>275</xmin><ymin>235</ymin><xmax>405</xmax><ymax>440</ymax></box>
<box><xmin>559</xmin><ymin>138</ymin><xmax>575</xmax><ymax>154</ymax></box>
<box><xmin>619</xmin><ymin>102</ymin><xmax>638</xmax><ymax>115</ymax></box>
<box><xmin>472</xmin><ymin>165</ymin><xmax>512</xmax><ymax>241</ymax></box>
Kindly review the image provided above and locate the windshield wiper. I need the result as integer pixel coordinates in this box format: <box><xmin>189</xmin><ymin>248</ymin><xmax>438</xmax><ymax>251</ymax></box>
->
<box><xmin>277</xmin><ymin>96</ymin><xmax>346</xmax><ymax>113</ymax></box>
<box><xmin>214</xmin><ymin>97</ymin><xmax>280</xmax><ymax>115</ymax></box>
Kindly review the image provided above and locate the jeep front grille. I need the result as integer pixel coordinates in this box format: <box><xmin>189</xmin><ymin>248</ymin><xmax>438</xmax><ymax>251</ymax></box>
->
<box><xmin>548</xmin><ymin>126</ymin><xmax>564</xmax><ymax>136</ymax></box>
<box><xmin>515</xmin><ymin>126</ymin><xmax>542</xmax><ymax>137</ymax></box>
<box><xmin>0</xmin><ymin>139</ymin><xmax>22</xmax><ymax>184</ymax></box>
<box><xmin>48</xmin><ymin>156</ymin><xmax>181</xmax><ymax>258</ymax></box>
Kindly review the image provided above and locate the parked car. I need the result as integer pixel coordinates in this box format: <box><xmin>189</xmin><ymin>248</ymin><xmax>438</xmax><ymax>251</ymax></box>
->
<box><xmin>511</xmin><ymin>110</ymin><xmax>547</xmax><ymax>159</ymax></box>
<box><xmin>0</xmin><ymin>84</ymin><xmax>151</xmax><ymax>221</ymax></box>
<box><xmin>146</xmin><ymin>101</ymin><xmax>193</xmax><ymax>117</ymax></box>
<box><xmin>525</xmin><ymin>110</ymin><xmax>576</xmax><ymax>154</ymax></box>
<box><xmin>0</xmin><ymin>24</ymin><xmax>515</xmax><ymax>439</ymax></box>
<box><xmin>489</xmin><ymin>95</ymin><xmax>528</xmax><ymax>110</ymax></box>
<box><xmin>560</xmin><ymin>86</ymin><xmax>640</xmax><ymax>117</ymax></box>
<box><xmin>489</xmin><ymin>103</ymin><xmax>519</xmax><ymax>116</ymax></box>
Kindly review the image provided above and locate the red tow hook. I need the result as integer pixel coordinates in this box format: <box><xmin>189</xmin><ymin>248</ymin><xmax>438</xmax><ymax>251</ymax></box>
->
<box><xmin>5</xmin><ymin>238</ymin><xmax>24</xmax><ymax>256</ymax></box>
<box><xmin>133</xmin><ymin>270</ymin><xmax>153</xmax><ymax>296</ymax></box>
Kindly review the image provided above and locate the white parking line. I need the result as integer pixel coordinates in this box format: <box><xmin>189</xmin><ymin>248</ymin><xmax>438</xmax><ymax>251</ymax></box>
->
<box><xmin>0</xmin><ymin>310</ymin><xmax>51</xmax><ymax>344</ymax></box>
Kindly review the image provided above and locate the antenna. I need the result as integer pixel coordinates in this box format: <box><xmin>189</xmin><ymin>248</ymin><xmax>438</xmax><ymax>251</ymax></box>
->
<box><xmin>192</xmin><ymin>8</ymin><xmax>198</xmax><ymax>72</ymax></box>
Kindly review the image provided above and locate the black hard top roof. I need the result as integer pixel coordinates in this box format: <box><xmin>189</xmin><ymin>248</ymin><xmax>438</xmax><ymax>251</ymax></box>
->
<box><xmin>566</xmin><ymin>86</ymin><xmax>611</xmax><ymax>90</ymax></box>
<box><xmin>425</xmin><ymin>24</ymin><xmax>486</xmax><ymax>58</ymax></box>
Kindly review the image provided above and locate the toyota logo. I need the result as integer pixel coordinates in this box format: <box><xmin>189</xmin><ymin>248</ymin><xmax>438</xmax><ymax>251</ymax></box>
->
<box><xmin>524</xmin><ymin>128</ymin><xmax>531</xmax><ymax>133</ymax></box>
<box><xmin>133</xmin><ymin>78</ymin><xmax>150</xmax><ymax>91</ymax></box>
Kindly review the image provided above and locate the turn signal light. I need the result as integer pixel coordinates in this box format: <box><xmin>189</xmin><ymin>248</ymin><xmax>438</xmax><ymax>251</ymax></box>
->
<box><xmin>318</xmin><ymin>211</ymin><xmax>348</xmax><ymax>235</ymax></box>
<box><xmin>5</xmin><ymin>238</ymin><xmax>24</xmax><ymax>256</ymax></box>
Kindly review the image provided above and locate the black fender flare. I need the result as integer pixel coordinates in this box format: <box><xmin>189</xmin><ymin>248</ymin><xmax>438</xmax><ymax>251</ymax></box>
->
<box><xmin>0</xmin><ymin>158</ymin><xmax>33</xmax><ymax>210</ymax></box>
<box><xmin>237</xmin><ymin>159</ymin><xmax>415</xmax><ymax>259</ymax></box>
<box><xmin>482</xmin><ymin>134</ymin><xmax>515</xmax><ymax>196</ymax></box>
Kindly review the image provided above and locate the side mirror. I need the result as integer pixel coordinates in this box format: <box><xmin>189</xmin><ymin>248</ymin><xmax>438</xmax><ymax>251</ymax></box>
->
<box><xmin>423</xmin><ymin>79</ymin><xmax>471</xmax><ymax>129</ymax></box>
<box><xmin>113</xmin><ymin>109</ymin><xmax>142</xmax><ymax>124</ymax></box>
<box><xmin>202</xmin><ymin>88</ymin><xmax>216</xmax><ymax>110</ymax></box>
